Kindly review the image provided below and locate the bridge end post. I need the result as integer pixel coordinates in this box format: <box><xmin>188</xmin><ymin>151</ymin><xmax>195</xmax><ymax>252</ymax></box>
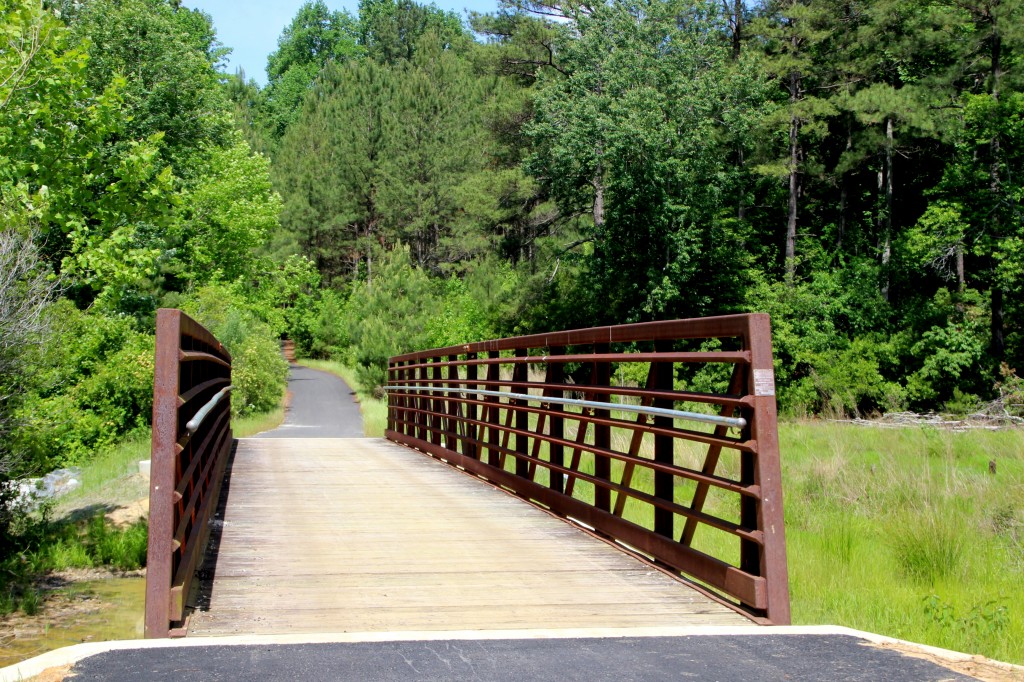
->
<box><xmin>145</xmin><ymin>309</ymin><xmax>180</xmax><ymax>639</ymax></box>
<box><xmin>747</xmin><ymin>313</ymin><xmax>791</xmax><ymax>625</ymax></box>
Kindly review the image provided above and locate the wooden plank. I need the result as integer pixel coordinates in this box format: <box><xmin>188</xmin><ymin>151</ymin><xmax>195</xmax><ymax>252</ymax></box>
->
<box><xmin>187</xmin><ymin>438</ymin><xmax>748</xmax><ymax>636</ymax></box>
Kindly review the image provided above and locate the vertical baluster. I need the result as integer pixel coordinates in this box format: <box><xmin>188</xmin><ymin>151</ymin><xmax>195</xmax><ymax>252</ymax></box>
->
<box><xmin>653</xmin><ymin>340</ymin><xmax>674</xmax><ymax>538</ymax></box>
<box><xmin>548</xmin><ymin>347</ymin><xmax>565</xmax><ymax>493</ymax></box>
<box><xmin>396</xmin><ymin>361</ymin><xmax>407</xmax><ymax>435</ymax></box>
<box><xmin>593</xmin><ymin>344</ymin><xmax>611</xmax><ymax>511</ymax></box>
<box><xmin>403</xmin><ymin>361</ymin><xmax>413</xmax><ymax>437</ymax></box>
<box><xmin>386</xmin><ymin>360</ymin><xmax>394</xmax><ymax>432</ymax></box>
<box><xmin>486</xmin><ymin>350</ymin><xmax>500</xmax><ymax>466</ymax></box>
<box><xmin>430</xmin><ymin>358</ymin><xmax>443</xmax><ymax>446</ymax></box>
<box><xmin>514</xmin><ymin>348</ymin><xmax>529</xmax><ymax>478</ymax></box>
<box><xmin>465</xmin><ymin>353</ymin><xmax>479</xmax><ymax>459</ymax></box>
<box><xmin>446</xmin><ymin>354</ymin><xmax>460</xmax><ymax>453</ymax></box>
<box><xmin>416</xmin><ymin>362</ymin><xmax>428</xmax><ymax>442</ymax></box>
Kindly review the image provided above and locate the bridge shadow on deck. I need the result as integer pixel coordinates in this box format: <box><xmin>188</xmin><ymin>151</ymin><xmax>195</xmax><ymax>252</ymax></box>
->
<box><xmin>190</xmin><ymin>440</ymin><xmax>237</xmax><ymax>614</ymax></box>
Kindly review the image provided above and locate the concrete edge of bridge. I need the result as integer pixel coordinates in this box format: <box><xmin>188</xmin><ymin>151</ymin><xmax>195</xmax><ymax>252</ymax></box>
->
<box><xmin>3</xmin><ymin>625</ymin><xmax>1022</xmax><ymax>682</ymax></box>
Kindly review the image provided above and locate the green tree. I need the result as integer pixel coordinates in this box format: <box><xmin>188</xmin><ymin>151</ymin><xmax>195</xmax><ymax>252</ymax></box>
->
<box><xmin>751</xmin><ymin>0</ymin><xmax>836</xmax><ymax>285</ymax></box>
<box><xmin>275</xmin><ymin>58</ymin><xmax>394</xmax><ymax>282</ymax></box>
<box><xmin>69</xmin><ymin>0</ymin><xmax>233</xmax><ymax>177</ymax></box>
<box><xmin>261</xmin><ymin>1</ymin><xmax>363</xmax><ymax>144</ymax></box>
<box><xmin>275</xmin><ymin>42</ymin><xmax>526</xmax><ymax>281</ymax></box>
<box><xmin>0</xmin><ymin>0</ymin><xmax>177</xmax><ymax>311</ymax></box>
<box><xmin>527</xmin><ymin>0</ymin><xmax>768</xmax><ymax>322</ymax></box>
<box><xmin>178</xmin><ymin>134</ymin><xmax>282</xmax><ymax>285</ymax></box>
<box><xmin>343</xmin><ymin>244</ymin><xmax>437</xmax><ymax>389</ymax></box>
<box><xmin>359</xmin><ymin>0</ymin><xmax>468</xmax><ymax>65</ymax></box>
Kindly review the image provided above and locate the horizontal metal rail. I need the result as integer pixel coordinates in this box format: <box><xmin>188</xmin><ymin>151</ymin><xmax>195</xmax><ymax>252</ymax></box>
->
<box><xmin>383</xmin><ymin>385</ymin><xmax>747</xmax><ymax>429</ymax></box>
<box><xmin>395</xmin><ymin>351</ymin><xmax>751</xmax><ymax>371</ymax></box>
<box><xmin>185</xmin><ymin>386</ymin><xmax>233</xmax><ymax>434</ymax></box>
<box><xmin>386</xmin><ymin>313</ymin><xmax>790</xmax><ymax>625</ymax></box>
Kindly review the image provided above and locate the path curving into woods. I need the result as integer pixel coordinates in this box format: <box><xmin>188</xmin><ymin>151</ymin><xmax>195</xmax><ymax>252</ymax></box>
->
<box><xmin>255</xmin><ymin>365</ymin><xmax>364</xmax><ymax>438</ymax></box>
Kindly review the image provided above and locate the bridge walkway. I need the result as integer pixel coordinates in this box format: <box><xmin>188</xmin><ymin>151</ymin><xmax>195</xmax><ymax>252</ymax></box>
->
<box><xmin>187</xmin><ymin>435</ymin><xmax>747</xmax><ymax>636</ymax></box>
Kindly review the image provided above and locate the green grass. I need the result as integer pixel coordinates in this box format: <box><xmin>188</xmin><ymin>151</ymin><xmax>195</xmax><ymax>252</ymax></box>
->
<box><xmin>48</xmin><ymin>404</ymin><xmax>283</xmax><ymax>517</ymax></box>
<box><xmin>0</xmin><ymin>516</ymin><xmax>149</xmax><ymax>616</ymax></box>
<box><xmin>779</xmin><ymin>421</ymin><xmax>1024</xmax><ymax>664</ymax></box>
<box><xmin>52</xmin><ymin>434</ymin><xmax>152</xmax><ymax>516</ymax></box>
<box><xmin>300</xmin><ymin>360</ymin><xmax>388</xmax><ymax>436</ymax></box>
<box><xmin>234</xmin><ymin>405</ymin><xmax>285</xmax><ymax>437</ymax></box>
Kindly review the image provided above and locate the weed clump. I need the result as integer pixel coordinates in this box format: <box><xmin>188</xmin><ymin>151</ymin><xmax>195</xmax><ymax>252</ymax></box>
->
<box><xmin>891</xmin><ymin>514</ymin><xmax>965</xmax><ymax>583</ymax></box>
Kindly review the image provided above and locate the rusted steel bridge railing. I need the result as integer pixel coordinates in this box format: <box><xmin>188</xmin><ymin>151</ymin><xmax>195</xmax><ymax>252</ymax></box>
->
<box><xmin>385</xmin><ymin>314</ymin><xmax>790</xmax><ymax>624</ymax></box>
<box><xmin>145</xmin><ymin>309</ymin><xmax>233</xmax><ymax>638</ymax></box>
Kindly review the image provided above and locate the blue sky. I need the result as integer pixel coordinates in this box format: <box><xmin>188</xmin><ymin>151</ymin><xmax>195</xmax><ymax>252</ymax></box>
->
<box><xmin>183</xmin><ymin>0</ymin><xmax>501</xmax><ymax>86</ymax></box>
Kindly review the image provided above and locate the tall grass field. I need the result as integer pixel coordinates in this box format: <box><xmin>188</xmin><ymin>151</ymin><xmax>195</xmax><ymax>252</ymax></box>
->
<box><xmin>781</xmin><ymin>422</ymin><xmax>1023</xmax><ymax>664</ymax></box>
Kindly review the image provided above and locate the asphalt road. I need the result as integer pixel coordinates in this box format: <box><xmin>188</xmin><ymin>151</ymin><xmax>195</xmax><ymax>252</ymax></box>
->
<box><xmin>255</xmin><ymin>364</ymin><xmax>364</xmax><ymax>438</ymax></box>
<box><xmin>65</xmin><ymin>635</ymin><xmax>971</xmax><ymax>681</ymax></box>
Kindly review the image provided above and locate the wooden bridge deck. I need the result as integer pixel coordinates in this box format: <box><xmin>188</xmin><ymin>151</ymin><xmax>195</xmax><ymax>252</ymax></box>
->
<box><xmin>186</xmin><ymin>438</ymin><xmax>748</xmax><ymax>636</ymax></box>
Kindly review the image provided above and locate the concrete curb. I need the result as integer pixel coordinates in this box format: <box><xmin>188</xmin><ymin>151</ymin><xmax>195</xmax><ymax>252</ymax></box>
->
<box><xmin>4</xmin><ymin>624</ymin><xmax>1021</xmax><ymax>681</ymax></box>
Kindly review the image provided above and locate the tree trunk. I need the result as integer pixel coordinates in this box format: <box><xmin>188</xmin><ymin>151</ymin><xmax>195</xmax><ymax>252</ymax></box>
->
<box><xmin>881</xmin><ymin>117</ymin><xmax>894</xmax><ymax>301</ymax></box>
<box><xmin>593</xmin><ymin>172</ymin><xmax>605</xmax><ymax>230</ymax></box>
<box><xmin>729</xmin><ymin>0</ymin><xmax>743</xmax><ymax>60</ymax></box>
<box><xmin>838</xmin><ymin>120</ymin><xmax>852</xmax><ymax>253</ymax></box>
<box><xmin>991</xmin><ymin>287</ymin><xmax>1005</xmax><ymax>359</ymax></box>
<box><xmin>785</xmin><ymin>112</ymin><xmax>799</xmax><ymax>286</ymax></box>
<box><xmin>988</xmin><ymin>26</ymin><xmax>1004</xmax><ymax>359</ymax></box>
<box><xmin>366</xmin><ymin>246</ymin><xmax>373</xmax><ymax>290</ymax></box>
<box><xmin>737</xmin><ymin>146</ymin><xmax>746</xmax><ymax>221</ymax></box>
<box><xmin>956</xmin><ymin>244</ymin><xmax>965</xmax><ymax>291</ymax></box>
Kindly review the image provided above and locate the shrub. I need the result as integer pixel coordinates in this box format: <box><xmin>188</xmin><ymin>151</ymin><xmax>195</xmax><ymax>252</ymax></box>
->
<box><xmin>307</xmin><ymin>289</ymin><xmax>350</xmax><ymax>359</ymax></box>
<box><xmin>11</xmin><ymin>303</ymin><xmax>153</xmax><ymax>472</ymax></box>
<box><xmin>745</xmin><ymin>266</ymin><xmax>896</xmax><ymax>415</ymax></box>
<box><xmin>425</xmin><ymin>276</ymin><xmax>494</xmax><ymax>349</ymax></box>
<box><xmin>231</xmin><ymin>332</ymin><xmax>289</xmax><ymax>415</ymax></box>
<box><xmin>180</xmin><ymin>285</ymin><xmax>288</xmax><ymax>417</ymax></box>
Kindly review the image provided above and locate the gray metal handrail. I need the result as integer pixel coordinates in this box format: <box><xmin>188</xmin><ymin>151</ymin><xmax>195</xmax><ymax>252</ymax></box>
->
<box><xmin>185</xmin><ymin>386</ymin><xmax>233</xmax><ymax>434</ymax></box>
<box><xmin>383</xmin><ymin>385</ymin><xmax>747</xmax><ymax>429</ymax></box>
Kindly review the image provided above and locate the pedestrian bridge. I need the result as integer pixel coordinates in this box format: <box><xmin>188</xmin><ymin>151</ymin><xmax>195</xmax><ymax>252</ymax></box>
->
<box><xmin>3</xmin><ymin>310</ymin><xmax>1001</xmax><ymax>682</ymax></box>
<box><xmin>144</xmin><ymin>310</ymin><xmax>789</xmax><ymax>638</ymax></box>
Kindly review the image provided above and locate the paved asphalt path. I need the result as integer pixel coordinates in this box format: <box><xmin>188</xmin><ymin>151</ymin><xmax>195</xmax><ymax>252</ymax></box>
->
<box><xmin>65</xmin><ymin>635</ymin><xmax>970</xmax><ymax>681</ymax></box>
<box><xmin>256</xmin><ymin>364</ymin><xmax>363</xmax><ymax>438</ymax></box>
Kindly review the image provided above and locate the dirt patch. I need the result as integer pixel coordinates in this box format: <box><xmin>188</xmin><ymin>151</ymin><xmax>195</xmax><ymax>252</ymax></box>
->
<box><xmin>281</xmin><ymin>339</ymin><xmax>296</xmax><ymax>363</ymax></box>
<box><xmin>26</xmin><ymin>664</ymin><xmax>72</xmax><ymax>682</ymax></box>
<box><xmin>104</xmin><ymin>497</ymin><xmax>148</xmax><ymax>527</ymax></box>
<box><xmin>1</xmin><ymin>592</ymin><xmax>101</xmax><ymax>646</ymax></box>
<box><xmin>872</xmin><ymin>641</ymin><xmax>1024</xmax><ymax>681</ymax></box>
<box><xmin>42</xmin><ymin>567</ymin><xmax>145</xmax><ymax>586</ymax></box>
